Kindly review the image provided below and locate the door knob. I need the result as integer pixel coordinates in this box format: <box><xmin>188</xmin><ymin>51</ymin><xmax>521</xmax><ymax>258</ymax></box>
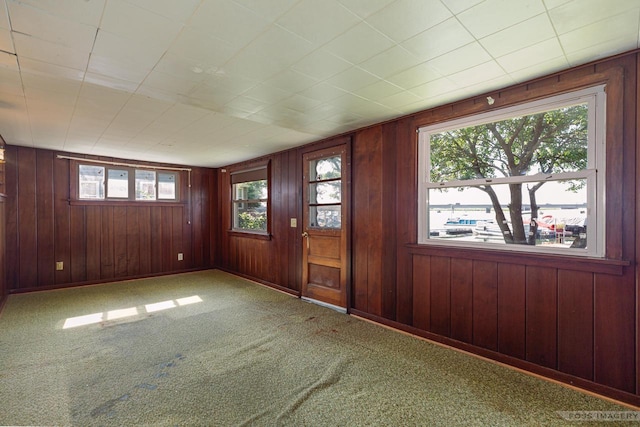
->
<box><xmin>302</xmin><ymin>231</ymin><xmax>309</xmax><ymax>238</ymax></box>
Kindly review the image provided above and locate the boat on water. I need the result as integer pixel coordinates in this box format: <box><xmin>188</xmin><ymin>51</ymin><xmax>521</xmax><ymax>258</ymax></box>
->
<box><xmin>473</xmin><ymin>212</ymin><xmax>586</xmax><ymax>242</ymax></box>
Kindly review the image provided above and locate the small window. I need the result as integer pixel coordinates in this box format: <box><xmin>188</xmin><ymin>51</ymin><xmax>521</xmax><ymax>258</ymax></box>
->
<box><xmin>158</xmin><ymin>172</ymin><xmax>177</xmax><ymax>200</ymax></box>
<box><xmin>135</xmin><ymin>170</ymin><xmax>156</xmax><ymax>201</ymax></box>
<box><xmin>418</xmin><ymin>86</ymin><xmax>606</xmax><ymax>257</ymax></box>
<box><xmin>107</xmin><ymin>169</ymin><xmax>129</xmax><ymax>198</ymax></box>
<box><xmin>231</xmin><ymin>166</ymin><xmax>269</xmax><ymax>233</ymax></box>
<box><xmin>79</xmin><ymin>165</ymin><xmax>105</xmax><ymax>199</ymax></box>
<box><xmin>77</xmin><ymin>164</ymin><xmax>178</xmax><ymax>202</ymax></box>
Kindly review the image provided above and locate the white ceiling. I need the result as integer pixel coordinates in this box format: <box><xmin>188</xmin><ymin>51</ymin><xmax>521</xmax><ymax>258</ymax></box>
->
<box><xmin>0</xmin><ymin>0</ymin><xmax>639</xmax><ymax>167</ymax></box>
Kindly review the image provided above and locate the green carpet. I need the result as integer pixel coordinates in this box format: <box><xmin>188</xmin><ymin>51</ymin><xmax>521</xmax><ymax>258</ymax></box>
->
<box><xmin>0</xmin><ymin>270</ymin><xmax>634</xmax><ymax>426</ymax></box>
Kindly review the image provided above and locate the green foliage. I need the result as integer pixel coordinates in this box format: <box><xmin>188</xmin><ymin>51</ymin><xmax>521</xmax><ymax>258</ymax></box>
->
<box><xmin>238</xmin><ymin>211</ymin><xmax>266</xmax><ymax>230</ymax></box>
<box><xmin>430</xmin><ymin>105</ymin><xmax>588</xmax><ymax>182</ymax></box>
<box><xmin>429</xmin><ymin>104</ymin><xmax>588</xmax><ymax>245</ymax></box>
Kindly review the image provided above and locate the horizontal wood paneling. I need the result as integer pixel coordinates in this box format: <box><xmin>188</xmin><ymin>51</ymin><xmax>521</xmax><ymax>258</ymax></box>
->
<box><xmin>4</xmin><ymin>147</ymin><xmax>215</xmax><ymax>291</ymax></box>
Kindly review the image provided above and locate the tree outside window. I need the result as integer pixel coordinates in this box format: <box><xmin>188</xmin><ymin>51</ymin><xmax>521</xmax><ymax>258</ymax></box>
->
<box><xmin>419</xmin><ymin>86</ymin><xmax>605</xmax><ymax>257</ymax></box>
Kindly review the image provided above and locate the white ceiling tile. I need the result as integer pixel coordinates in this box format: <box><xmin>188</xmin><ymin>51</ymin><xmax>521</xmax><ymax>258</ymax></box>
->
<box><xmin>479</xmin><ymin>13</ymin><xmax>555</xmax><ymax>58</ymax></box>
<box><xmin>409</xmin><ymin>76</ymin><xmax>458</xmax><ymax>99</ymax></box>
<box><xmin>189</xmin><ymin>0</ymin><xmax>271</xmax><ymax>49</ymax></box>
<box><xmin>264</xmin><ymin>69</ymin><xmax>318</xmax><ymax>93</ymax></box>
<box><xmin>378</xmin><ymin>90</ymin><xmax>423</xmax><ymax>109</ymax></box>
<box><xmin>0</xmin><ymin>67</ymin><xmax>23</xmax><ymax>96</ymax></box>
<box><xmin>78</xmin><ymin>83</ymin><xmax>131</xmax><ymax>110</ymax></box>
<box><xmin>299</xmin><ymin>82</ymin><xmax>348</xmax><ymax>102</ymax></box>
<box><xmin>224</xmin><ymin>26</ymin><xmax>314</xmax><ymax>80</ymax></box>
<box><xmin>89</xmin><ymin>30</ymin><xmax>166</xmax><ymax>82</ymax></box>
<box><xmin>18</xmin><ymin>57</ymin><xmax>85</xmax><ymax>81</ymax></box>
<box><xmin>21</xmin><ymin>73</ymin><xmax>81</xmax><ymax>98</ymax></box>
<box><xmin>358</xmin><ymin>45</ymin><xmax>421</xmax><ymax>79</ymax></box>
<box><xmin>323</xmin><ymin>22</ymin><xmax>394</xmax><ymax>64</ymax></box>
<box><xmin>223</xmin><ymin>95</ymin><xmax>269</xmax><ymax>115</ymax></box>
<box><xmin>332</xmin><ymin>92</ymin><xmax>392</xmax><ymax>115</ymax></box>
<box><xmin>386</xmin><ymin>62</ymin><xmax>442</xmax><ymax>89</ymax></box>
<box><xmin>277</xmin><ymin>0</ymin><xmax>360</xmax><ymax>46</ymax></box>
<box><xmin>425</xmin><ymin>42</ymin><xmax>492</xmax><ymax>75</ymax></box>
<box><xmin>101</xmin><ymin>0</ymin><xmax>183</xmax><ymax>46</ymax></box>
<box><xmin>142</xmin><ymin>103</ymin><xmax>209</xmax><ymax>135</ymax></box>
<box><xmin>402</xmin><ymin>17</ymin><xmax>474</xmax><ymax>61</ymax></box>
<box><xmin>564</xmin><ymin>34</ymin><xmax>639</xmax><ymax>67</ymax></box>
<box><xmin>292</xmin><ymin>49</ymin><xmax>352</xmax><ymax>80</ymax></box>
<box><xmin>0</xmin><ymin>28</ymin><xmax>13</xmax><ymax>53</ymax></box>
<box><xmin>542</xmin><ymin>0</ymin><xmax>571</xmax><ymax>9</ymax></box>
<box><xmin>153</xmin><ymin>53</ymin><xmax>211</xmax><ymax>83</ymax></box>
<box><xmin>243</xmin><ymin>83</ymin><xmax>293</xmax><ymax>104</ymax></box>
<box><xmin>559</xmin><ymin>9</ymin><xmax>640</xmax><ymax>56</ymax></box>
<box><xmin>232</xmin><ymin>0</ymin><xmax>299</xmax><ymax>21</ymax></box>
<box><xmin>326</xmin><ymin>67</ymin><xmax>380</xmax><ymax>92</ymax></box>
<box><xmin>507</xmin><ymin>56</ymin><xmax>569</xmax><ymax>82</ymax></box>
<box><xmin>87</xmin><ymin>55</ymin><xmax>151</xmax><ymax>85</ymax></box>
<box><xmin>442</xmin><ymin>0</ymin><xmax>484</xmax><ymax>14</ymax></box>
<box><xmin>13</xmin><ymin>32</ymin><xmax>90</xmax><ymax>71</ymax></box>
<box><xmin>84</xmin><ymin>71</ymin><xmax>140</xmax><ymax>92</ymax></box>
<box><xmin>123</xmin><ymin>0</ymin><xmax>201</xmax><ymax>22</ymax></box>
<box><xmin>0</xmin><ymin>49</ymin><xmax>18</xmax><ymax>71</ymax></box>
<box><xmin>185</xmin><ymin>82</ymin><xmax>240</xmax><ymax>109</ymax></box>
<box><xmin>497</xmin><ymin>38</ymin><xmax>566</xmax><ymax>73</ymax></box>
<box><xmin>447</xmin><ymin>61</ymin><xmax>507</xmax><ymax>88</ymax></box>
<box><xmin>457</xmin><ymin>0</ymin><xmax>546</xmax><ymax>39</ymax></box>
<box><xmin>135</xmin><ymin>85</ymin><xmax>181</xmax><ymax>104</ymax></box>
<box><xmin>11</xmin><ymin>0</ymin><xmax>105</xmax><ymax>26</ymax></box>
<box><xmin>367</xmin><ymin>0</ymin><xmax>453</xmax><ymax>43</ymax></box>
<box><xmin>337</xmin><ymin>0</ymin><xmax>395</xmax><ymax>18</ymax></box>
<box><xmin>354</xmin><ymin>80</ymin><xmax>403</xmax><ymax>101</ymax></box>
<box><xmin>0</xmin><ymin>0</ymin><xmax>9</xmax><ymax>29</ymax></box>
<box><xmin>276</xmin><ymin>94</ymin><xmax>322</xmax><ymax>113</ymax></box>
<box><xmin>205</xmin><ymin>73</ymin><xmax>258</xmax><ymax>95</ymax></box>
<box><xmin>166</xmin><ymin>27</ymin><xmax>238</xmax><ymax>67</ymax></box>
<box><xmin>142</xmin><ymin>70</ymin><xmax>201</xmax><ymax>96</ymax></box>
<box><xmin>549</xmin><ymin>0</ymin><xmax>640</xmax><ymax>34</ymax></box>
<box><xmin>7</xmin><ymin>1</ymin><xmax>97</xmax><ymax>52</ymax></box>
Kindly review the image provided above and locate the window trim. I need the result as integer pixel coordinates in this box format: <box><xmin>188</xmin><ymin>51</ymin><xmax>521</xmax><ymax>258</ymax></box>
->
<box><xmin>417</xmin><ymin>85</ymin><xmax>606</xmax><ymax>258</ymax></box>
<box><xmin>65</xmin><ymin>156</ymin><xmax>188</xmax><ymax>205</ymax></box>
<box><xmin>228</xmin><ymin>160</ymin><xmax>271</xmax><ymax>237</ymax></box>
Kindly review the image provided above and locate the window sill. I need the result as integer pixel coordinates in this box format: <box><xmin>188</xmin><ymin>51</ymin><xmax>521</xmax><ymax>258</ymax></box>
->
<box><xmin>406</xmin><ymin>243</ymin><xmax>630</xmax><ymax>276</ymax></box>
<box><xmin>69</xmin><ymin>200</ymin><xmax>185</xmax><ymax>207</ymax></box>
<box><xmin>228</xmin><ymin>230</ymin><xmax>272</xmax><ymax>241</ymax></box>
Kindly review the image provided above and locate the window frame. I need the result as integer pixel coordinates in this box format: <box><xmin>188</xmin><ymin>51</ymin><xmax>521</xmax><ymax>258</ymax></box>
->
<box><xmin>417</xmin><ymin>85</ymin><xmax>606</xmax><ymax>258</ymax></box>
<box><xmin>75</xmin><ymin>161</ymin><xmax>181</xmax><ymax>203</ymax></box>
<box><xmin>229</xmin><ymin>161</ymin><xmax>271</xmax><ymax>237</ymax></box>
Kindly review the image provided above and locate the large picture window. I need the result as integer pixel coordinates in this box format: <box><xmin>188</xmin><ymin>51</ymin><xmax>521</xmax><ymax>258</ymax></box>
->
<box><xmin>231</xmin><ymin>165</ymin><xmax>269</xmax><ymax>234</ymax></box>
<box><xmin>418</xmin><ymin>86</ymin><xmax>606</xmax><ymax>257</ymax></box>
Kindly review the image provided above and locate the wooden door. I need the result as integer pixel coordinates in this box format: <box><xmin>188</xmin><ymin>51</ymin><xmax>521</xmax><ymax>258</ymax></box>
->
<box><xmin>301</xmin><ymin>145</ymin><xmax>348</xmax><ymax>310</ymax></box>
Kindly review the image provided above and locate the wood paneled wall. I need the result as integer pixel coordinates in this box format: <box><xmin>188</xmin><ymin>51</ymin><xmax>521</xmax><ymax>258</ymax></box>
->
<box><xmin>218</xmin><ymin>52</ymin><xmax>640</xmax><ymax>405</ymax></box>
<box><xmin>217</xmin><ymin>149</ymin><xmax>302</xmax><ymax>293</ymax></box>
<box><xmin>216</xmin><ymin>138</ymin><xmax>349</xmax><ymax>294</ymax></box>
<box><xmin>5</xmin><ymin>147</ymin><xmax>215</xmax><ymax>291</ymax></box>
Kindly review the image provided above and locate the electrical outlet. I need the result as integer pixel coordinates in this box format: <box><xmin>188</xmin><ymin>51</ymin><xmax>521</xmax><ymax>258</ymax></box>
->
<box><xmin>56</xmin><ymin>261</ymin><xmax>64</xmax><ymax>271</ymax></box>
<box><xmin>177</xmin><ymin>253</ymin><xmax>183</xmax><ymax>261</ymax></box>
<box><xmin>290</xmin><ymin>218</ymin><xmax>297</xmax><ymax>227</ymax></box>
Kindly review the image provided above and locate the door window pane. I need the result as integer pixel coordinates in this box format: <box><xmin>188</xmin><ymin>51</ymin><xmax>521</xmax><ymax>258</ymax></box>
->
<box><xmin>309</xmin><ymin>182</ymin><xmax>341</xmax><ymax>204</ymax></box>
<box><xmin>310</xmin><ymin>206</ymin><xmax>341</xmax><ymax>229</ymax></box>
<box><xmin>311</xmin><ymin>156</ymin><xmax>341</xmax><ymax>180</ymax></box>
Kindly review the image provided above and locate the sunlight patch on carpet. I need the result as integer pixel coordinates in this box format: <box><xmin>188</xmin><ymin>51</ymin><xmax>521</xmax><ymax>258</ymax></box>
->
<box><xmin>62</xmin><ymin>295</ymin><xmax>203</xmax><ymax>329</ymax></box>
